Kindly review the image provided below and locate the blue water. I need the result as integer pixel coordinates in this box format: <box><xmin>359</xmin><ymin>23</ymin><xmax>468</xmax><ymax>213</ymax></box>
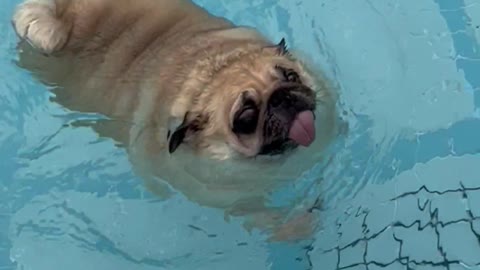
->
<box><xmin>1</xmin><ymin>0</ymin><xmax>480</xmax><ymax>269</ymax></box>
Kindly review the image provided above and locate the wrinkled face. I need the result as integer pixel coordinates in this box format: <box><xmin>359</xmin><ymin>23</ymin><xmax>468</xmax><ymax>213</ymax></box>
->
<box><xmin>167</xmin><ymin>40</ymin><xmax>321</xmax><ymax>159</ymax></box>
<box><xmin>225</xmin><ymin>56</ymin><xmax>317</xmax><ymax>157</ymax></box>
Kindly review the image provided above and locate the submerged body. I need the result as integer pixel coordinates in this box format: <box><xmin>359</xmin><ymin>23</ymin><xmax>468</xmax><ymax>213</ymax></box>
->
<box><xmin>12</xmin><ymin>0</ymin><xmax>337</xmax><ymax>240</ymax></box>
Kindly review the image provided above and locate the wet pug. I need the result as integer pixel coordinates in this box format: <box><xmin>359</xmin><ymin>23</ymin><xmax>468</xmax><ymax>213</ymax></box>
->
<box><xmin>12</xmin><ymin>0</ymin><xmax>337</xmax><ymax>241</ymax></box>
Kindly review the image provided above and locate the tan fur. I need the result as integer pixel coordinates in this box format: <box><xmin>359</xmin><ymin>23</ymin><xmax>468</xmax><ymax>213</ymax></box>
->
<box><xmin>12</xmin><ymin>0</ymin><xmax>337</xmax><ymax>241</ymax></box>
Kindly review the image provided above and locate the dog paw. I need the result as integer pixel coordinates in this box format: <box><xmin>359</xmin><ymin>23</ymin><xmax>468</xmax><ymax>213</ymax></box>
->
<box><xmin>12</xmin><ymin>0</ymin><xmax>69</xmax><ymax>54</ymax></box>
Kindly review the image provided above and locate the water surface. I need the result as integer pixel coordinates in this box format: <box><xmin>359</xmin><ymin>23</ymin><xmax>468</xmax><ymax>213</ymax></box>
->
<box><xmin>1</xmin><ymin>0</ymin><xmax>479</xmax><ymax>269</ymax></box>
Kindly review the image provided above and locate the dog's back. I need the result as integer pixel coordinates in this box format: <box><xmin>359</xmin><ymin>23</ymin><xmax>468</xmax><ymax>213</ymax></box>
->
<box><xmin>14</xmin><ymin>0</ymin><xmax>233</xmax><ymax>118</ymax></box>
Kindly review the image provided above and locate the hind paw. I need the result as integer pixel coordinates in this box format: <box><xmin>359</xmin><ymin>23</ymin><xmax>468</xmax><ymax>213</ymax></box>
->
<box><xmin>12</xmin><ymin>0</ymin><xmax>69</xmax><ymax>54</ymax></box>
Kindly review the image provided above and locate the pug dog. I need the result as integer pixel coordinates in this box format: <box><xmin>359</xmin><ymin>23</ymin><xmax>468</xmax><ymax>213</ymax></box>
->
<box><xmin>12</xmin><ymin>0</ymin><xmax>337</xmax><ymax>241</ymax></box>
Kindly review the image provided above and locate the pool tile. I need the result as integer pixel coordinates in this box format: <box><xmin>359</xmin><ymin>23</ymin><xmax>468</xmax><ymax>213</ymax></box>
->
<box><xmin>394</xmin><ymin>226</ymin><xmax>444</xmax><ymax>263</ymax></box>
<box><xmin>392</xmin><ymin>195</ymin><xmax>432</xmax><ymax>229</ymax></box>
<box><xmin>430</xmin><ymin>192</ymin><xmax>470</xmax><ymax>223</ymax></box>
<box><xmin>366</xmin><ymin>228</ymin><xmax>399</xmax><ymax>265</ymax></box>
<box><xmin>310</xmin><ymin>249</ymin><xmax>338</xmax><ymax>270</ymax></box>
<box><xmin>363</xmin><ymin>201</ymin><xmax>397</xmax><ymax>239</ymax></box>
<box><xmin>338</xmin><ymin>240</ymin><xmax>366</xmax><ymax>269</ymax></box>
<box><xmin>337</xmin><ymin>209</ymin><xmax>368</xmax><ymax>248</ymax></box>
<box><xmin>466</xmin><ymin>191</ymin><xmax>480</xmax><ymax>217</ymax></box>
<box><xmin>439</xmin><ymin>222</ymin><xmax>480</xmax><ymax>266</ymax></box>
<box><xmin>368</xmin><ymin>262</ymin><xmax>407</xmax><ymax>270</ymax></box>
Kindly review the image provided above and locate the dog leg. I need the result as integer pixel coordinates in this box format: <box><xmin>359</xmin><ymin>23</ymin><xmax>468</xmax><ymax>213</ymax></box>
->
<box><xmin>269</xmin><ymin>211</ymin><xmax>318</xmax><ymax>242</ymax></box>
<box><xmin>12</xmin><ymin>0</ymin><xmax>71</xmax><ymax>54</ymax></box>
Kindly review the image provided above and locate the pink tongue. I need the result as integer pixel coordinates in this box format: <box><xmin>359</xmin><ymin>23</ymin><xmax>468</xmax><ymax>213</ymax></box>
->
<box><xmin>288</xmin><ymin>110</ymin><xmax>316</xmax><ymax>147</ymax></box>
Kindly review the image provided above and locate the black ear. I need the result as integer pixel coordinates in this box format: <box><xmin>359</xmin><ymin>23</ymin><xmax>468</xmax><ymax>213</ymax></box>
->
<box><xmin>167</xmin><ymin>113</ymin><xmax>207</xmax><ymax>154</ymax></box>
<box><xmin>263</xmin><ymin>38</ymin><xmax>289</xmax><ymax>56</ymax></box>
<box><xmin>168</xmin><ymin>122</ymin><xmax>189</xmax><ymax>154</ymax></box>
<box><xmin>276</xmin><ymin>38</ymin><xmax>288</xmax><ymax>55</ymax></box>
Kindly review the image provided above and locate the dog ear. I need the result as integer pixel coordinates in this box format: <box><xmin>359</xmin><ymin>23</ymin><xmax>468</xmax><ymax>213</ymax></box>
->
<box><xmin>263</xmin><ymin>38</ymin><xmax>289</xmax><ymax>55</ymax></box>
<box><xmin>167</xmin><ymin>113</ymin><xmax>207</xmax><ymax>154</ymax></box>
<box><xmin>168</xmin><ymin>124</ymin><xmax>189</xmax><ymax>154</ymax></box>
<box><xmin>276</xmin><ymin>38</ymin><xmax>288</xmax><ymax>55</ymax></box>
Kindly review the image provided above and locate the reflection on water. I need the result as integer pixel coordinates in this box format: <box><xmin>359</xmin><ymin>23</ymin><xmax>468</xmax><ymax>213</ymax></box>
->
<box><xmin>1</xmin><ymin>0</ymin><xmax>479</xmax><ymax>269</ymax></box>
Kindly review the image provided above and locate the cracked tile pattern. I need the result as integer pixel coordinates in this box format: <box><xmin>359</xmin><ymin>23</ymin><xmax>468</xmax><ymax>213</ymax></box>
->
<box><xmin>310</xmin><ymin>155</ymin><xmax>480</xmax><ymax>270</ymax></box>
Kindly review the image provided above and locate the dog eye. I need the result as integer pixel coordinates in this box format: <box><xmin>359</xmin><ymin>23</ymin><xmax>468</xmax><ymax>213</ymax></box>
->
<box><xmin>232</xmin><ymin>101</ymin><xmax>259</xmax><ymax>134</ymax></box>
<box><xmin>275</xmin><ymin>65</ymin><xmax>300</xmax><ymax>83</ymax></box>
<box><xmin>285</xmin><ymin>69</ymin><xmax>300</xmax><ymax>82</ymax></box>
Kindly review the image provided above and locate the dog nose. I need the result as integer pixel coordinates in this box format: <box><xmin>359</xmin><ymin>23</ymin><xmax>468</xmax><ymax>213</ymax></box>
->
<box><xmin>268</xmin><ymin>84</ymin><xmax>315</xmax><ymax>112</ymax></box>
<box><xmin>269</xmin><ymin>89</ymin><xmax>286</xmax><ymax>108</ymax></box>
<box><xmin>269</xmin><ymin>86</ymin><xmax>294</xmax><ymax>108</ymax></box>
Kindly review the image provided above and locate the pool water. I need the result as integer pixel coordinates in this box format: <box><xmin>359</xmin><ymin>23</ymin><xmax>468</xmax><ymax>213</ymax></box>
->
<box><xmin>1</xmin><ymin>0</ymin><xmax>480</xmax><ymax>269</ymax></box>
